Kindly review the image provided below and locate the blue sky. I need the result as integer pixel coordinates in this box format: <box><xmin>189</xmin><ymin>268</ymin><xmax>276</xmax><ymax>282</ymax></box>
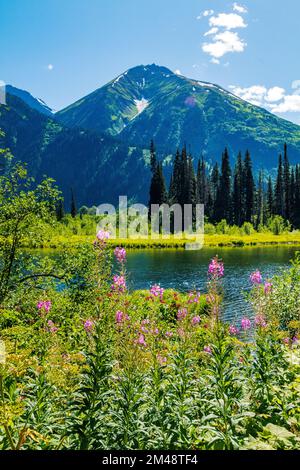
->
<box><xmin>1</xmin><ymin>0</ymin><xmax>300</xmax><ymax>123</ymax></box>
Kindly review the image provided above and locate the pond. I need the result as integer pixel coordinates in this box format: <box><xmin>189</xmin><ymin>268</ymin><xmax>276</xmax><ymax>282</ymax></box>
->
<box><xmin>125</xmin><ymin>246</ymin><xmax>300</xmax><ymax>322</ymax></box>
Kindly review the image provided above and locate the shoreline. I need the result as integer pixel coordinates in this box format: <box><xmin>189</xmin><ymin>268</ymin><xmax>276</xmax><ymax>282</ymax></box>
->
<box><xmin>20</xmin><ymin>233</ymin><xmax>300</xmax><ymax>250</ymax></box>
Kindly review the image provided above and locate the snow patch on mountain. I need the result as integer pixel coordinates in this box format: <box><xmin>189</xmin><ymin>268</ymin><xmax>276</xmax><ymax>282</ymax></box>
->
<box><xmin>134</xmin><ymin>98</ymin><xmax>149</xmax><ymax>115</ymax></box>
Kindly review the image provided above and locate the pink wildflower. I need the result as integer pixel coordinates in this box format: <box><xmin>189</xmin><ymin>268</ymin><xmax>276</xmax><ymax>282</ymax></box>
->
<box><xmin>177</xmin><ymin>308</ymin><xmax>188</xmax><ymax>321</ymax></box>
<box><xmin>165</xmin><ymin>331</ymin><xmax>173</xmax><ymax>338</ymax></box>
<box><xmin>96</xmin><ymin>229</ymin><xmax>110</xmax><ymax>241</ymax></box>
<box><xmin>137</xmin><ymin>334</ymin><xmax>146</xmax><ymax>347</ymax></box>
<box><xmin>157</xmin><ymin>354</ymin><xmax>167</xmax><ymax>366</ymax></box>
<box><xmin>112</xmin><ymin>275</ymin><xmax>126</xmax><ymax>292</ymax></box>
<box><xmin>208</xmin><ymin>257</ymin><xmax>224</xmax><ymax>279</ymax></box>
<box><xmin>46</xmin><ymin>320</ymin><xmax>58</xmax><ymax>334</ymax></box>
<box><xmin>37</xmin><ymin>300</ymin><xmax>52</xmax><ymax>314</ymax></box>
<box><xmin>204</xmin><ymin>345</ymin><xmax>212</xmax><ymax>354</ymax></box>
<box><xmin>255</xmin><ymin>315</ymin><xmax>267</xmax><ymax>328</ymax></box>
<box><xmin>114</xmin><ymin>247</ymin><xmax>126</xmax><ymax>263</ymax></box>
<box><xmin>241</xmin><ymin>317</ymin><xmax>251</xmax><ymax>330</ymax></box>
<box><xmin>229</xmin><ymin>325</ymin><xmax>239</xmax><ymax>335</ymax></box>
<box><xmin>84</xmin><ymin>319</ymin><xmax>94</xmax><ymax>333</ymax></box>
<box><xmin>150</xmin><ymin>284</ymin><xmax>164</xmax><ymax>299</ymax></box>
<box><xmin>191</xmin><ymin>316</ymin><xmax>201</xmax><ymax>325</ymax></box>
<box><xmin>250</xmin><ymin>270</ymin><xmax>262</xmax><ymax>285</ymax></box>
<box><xmin>264</xmin><ymin>282</ymin><xmax>273</xmax><ymax>294</ymax></box>
<box><xmin>283</xmin><ymin>337</ymin><xmax>290</xmax><ymax>345</ymax></box>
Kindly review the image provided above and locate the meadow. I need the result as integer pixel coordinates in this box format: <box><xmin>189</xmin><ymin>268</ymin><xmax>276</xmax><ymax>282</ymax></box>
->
<box><xmin>1</xmin><ymin>161</ymin><xmax>300</xmax><ymax>450</ymax></box>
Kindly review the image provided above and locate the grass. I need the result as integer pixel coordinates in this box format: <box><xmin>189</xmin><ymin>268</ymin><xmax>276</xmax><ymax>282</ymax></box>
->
<box><xmin>18</xmin><ymin>231</ymin><xmax>300</xmax><ymax>249</ymax></box>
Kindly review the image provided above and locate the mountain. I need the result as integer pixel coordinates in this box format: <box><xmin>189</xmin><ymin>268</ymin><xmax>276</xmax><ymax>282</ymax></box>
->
<box><xmin>6</xmin><ymin>85</ymin><xmax>55</xmax><ymax>117</ymax></box>
<box><xmin>56</xmin><ymin>64</ymin><xmax>300</xmax><ymax>169</ymax></box>
<box><xmin>0</xmin><ymin>92</ymin><xmax>150</xmax><ymax>206</ymax></box>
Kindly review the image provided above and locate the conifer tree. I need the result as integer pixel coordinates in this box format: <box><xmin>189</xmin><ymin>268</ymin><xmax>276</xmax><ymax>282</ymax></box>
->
<box><xmin>267</xmin><ymin>176</ymin><xmax>274</xmax><ymax>219</ymax></box>
<box><xmin>150</xmin><ymin>139</ymin><xmax>157</xmax><ymax>174</ymax></box>
<box><xmin>215</xmin><ymin>148</ymin><xmax>232</xmax><ymax>222</ymax></box>
<box><xmin>232</xmin><ymin>152</ymin><xmax>243</xmax><ymax>226</ymax></box>
<box><xmin>243</xmin><ymin>150</ymin><xmax>255</xmax><ymax>223</ymax></box>
<box><xmin>70</xmin><ymin>189</ymin><xmax>77</xmax><ymax>218</ymax></box>
<box><xmin>56</xmin><ymin>199</ymin><xmax>65</xmax><ymax>221</ymax></box>
<box><xmin>275</xmin><ymin>154</ymin><xmax>284</xmax><ymax>216</ymax></box>
<box><xmin>283</xmin><ymin>143</ymin><xmax>291</xmax><ymax>220</ymax></box>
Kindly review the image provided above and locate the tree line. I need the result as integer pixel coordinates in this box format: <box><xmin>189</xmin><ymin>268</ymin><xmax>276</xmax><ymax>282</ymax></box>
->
<box><xmin>149</xmin><ymin>140</ymin><xmax>300</xmax><ymax>228</ymax></box>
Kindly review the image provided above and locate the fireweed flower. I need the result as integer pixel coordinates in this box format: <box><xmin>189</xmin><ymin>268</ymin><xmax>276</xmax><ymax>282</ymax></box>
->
<box><xmin>177</xmin><ymin>308</ymin><xmax>188</xmax><ymax>321</ymax></box>
<box><xmin>84</xmin><ymin>319</ymin><xmax>94</xmax><ymax>333</ymax></box>
<box><xmin>292</xmin><ymin>336</ymin><xmax>299</xmax><ymax>344</ymax></box>
<box><xmin>229</xmin><ymin>325</ymin><xmax>239</xmax><ymax>335</ymax></box>
<box><xmin>250</xmin><ymin>270</ymin><xmax>262</xmax><ymax>285</ymax></box>
<box><xmin>115</xmin><ymin>310</ymin><xmax>129</xmax><ymax>324</ymax></box>
<box><xmin>191</xmin><ymin>316</ymin><xmax>201</xmax><ymax>325</ymax></box>
<box><xmin>96</xmin><ymin>229</ymin><xmax>110</xmax><ymax>241</ymax></box>
<box><xmin>241</xmin><ymin>317</ymin><xmax>251</xmax><ymax>330</ymax></box>
<box><xmin>150</xmin><ymin>284</ymin><xmax>164</xmax><ymax>299</ymax></box>
<box><xmin>264</xmin><ymin>282</ymin><xmax>273</xmax><ymax>294</ymax></box>
<box><xmin>157</xmin><ymin>354</ymin><xmax>167</xmax><ymax>366</ymax></box>
<box><xmin>255</xmin><ymin>315</ymin><xmax>267</xmax><ymax>328</ymax></box>
<box><xmin>47</xmin><ymin>320</ymin><xmax>58</xmax><ymax>334</ymax></box>
<box><xmin>111</xmin><ymin>275</ymin><xmax>126</xmax><ymax>292</ymax></box>
<box><xmin>188</xmin><ymin>291</ymin><xmax>201</xmax><ymax>304</ymax></box>
<box><xmin>204</xmin><ymin>345</ymin><xmax>212</xmax><ymax>354</ymax></box>
<box><xmin>37</xmin><ymin>300</ymin><xmax>52</xmax><ymax>313</ymax></box>
<box><xmin>208</xmin><ymin>257</ymin><xmax>224</xmax><ymax>279</ymax></box>
<box><xmin>114</xmin><ymin>247</ymin><xmax>126</xmax><ymax>263</ymax></box>
<box><xmin>137</xmin><ymin>334</ymin><xmax>146</xmax><ymax>347</ymax></box>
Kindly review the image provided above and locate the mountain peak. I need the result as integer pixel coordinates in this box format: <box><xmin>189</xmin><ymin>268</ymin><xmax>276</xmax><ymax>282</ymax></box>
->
<box><xmin>6</xmin><ymin>85</ymin><xmax>54</xmax><ymax>116</ymax></box>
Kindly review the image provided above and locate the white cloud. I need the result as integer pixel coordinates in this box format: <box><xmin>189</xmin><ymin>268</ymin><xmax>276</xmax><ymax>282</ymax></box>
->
<box><xmin>265</xmin><ymin>87</ymin><xmax>286</xmax><ymax>103</ymax></box>
<box><xmin>292</xmin><ymin>80</ymin><xmax>300</xmax><ymax>94</ymax></box>
<box><xmin>229</xmin><ymin>82</ymin><xmax>300</xmax><ymax>115</ymax></box>
<box><xmin>201</xmin><ymin>8</ymin><xmax>248</xmax><ymax>63</ymax></box>
<box><xmin>197</xmin><ymin>9</ymin><xmax>214</xmax><ymax>20</ymax></box>
<box><xmin>233</xmin><ymin>3</ymin><xmax>248</xmax><ymax>14</ymax></box>
<box><xmin>209</xmin><ymin>13</ymin><xmax>247</xmax><ymax>30</ymax></box>
<box><xmin>229</xmin><ymin>85</ymin><xmax>266</xmax><ymax>106</ymax></box>
<box><xmin>204</xmin><ymin>27</ymin><xmax>219</xmax><ymax>37</ymax></box>
<box><xmin>47</xmin><ymin>64</ymin><xmax>54</xmax><ymax>71</ymax></box>
<box><xmin>271</xmin><ymin>95</ymin><xmax>300</xmax><ymax>113</ymax></box>
<box><xmin>174</xmin><ymin>69</ymin><xmax>182</xmax><ymax>75</ymax></box>
<box><xmin>203</xmin><ymin>30</ymin><xmax>246</xmax><ymax>59</ymax></box>
<box><xmin>203</xmin><ymin>9</ymin><xmax>214</xmax><ymax>17</ymax></box>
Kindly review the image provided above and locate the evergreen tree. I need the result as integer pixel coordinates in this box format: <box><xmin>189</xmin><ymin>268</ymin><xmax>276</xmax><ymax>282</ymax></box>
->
<box><xmin>56</xmin><ymin>199</ymin><xmax>65</xmax><ymax>221</ymax></box>
<box><xmin>70</xmin><ymin>189</ymin><xmax>77</xmax><ymax>218</ymax></box>
<box><xmin>283</xmin><ymin>143</ymin><xmax>291</xmax><ymax>220</ymax></box>
<box><xmin>169</xmin><ymin>149</ymin><xmax>182</xmax><ymax>204</ymax></box>
<box><xmin>243</xmin><ymin>150</ymin><xmax>255</xmax><ymax>223</ymax></box>
<box><xmin>149</xmin><ymin>161</ymin><xmax>167</xmax><ymax>208</ymax></box>
<box><xmin>256</xmin><ymin>170</ymin><xmax>266</xmax><ymax>227</ymax></box>
<box><xmin>150</xmin><ymin>139</ymin><xmax>157</xmax><ymax>174</ymax></box>
<box><xmin>267</xmin><ymin>176</ymin><xmax>274</xmax><ymax>219</ymax></box>
<box><xmin>275</xmin><ymin>154</ymin><xmax>284</xmax><ymax>216</ymax></box>
<box><xmin>293</xmin><ymin>165</ymin><xmax>300</xmax><ymax>227</ymax></box>
<box><xmin>232</xmin><ymin>152</ymin><xmax>243</xmax><ymax>226</ymax></box>
<box><xmin>215</xmin><ymin>148</ymin><xmax>232</xmax><ymax>222</ymax></box>
<box><xmin>196</xmin><ymin>156</ymin><xmax>206</xmax><ymax>205</ymax></box>
<box><xmin>290</xmin><ymin>168</ymin><xmax>296</xmax><ymax>227</ymax></box>
<box><xmin>210</xmin><ymin>163</ymin><xmax>220</xmax><ymax>222</ymax></box>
